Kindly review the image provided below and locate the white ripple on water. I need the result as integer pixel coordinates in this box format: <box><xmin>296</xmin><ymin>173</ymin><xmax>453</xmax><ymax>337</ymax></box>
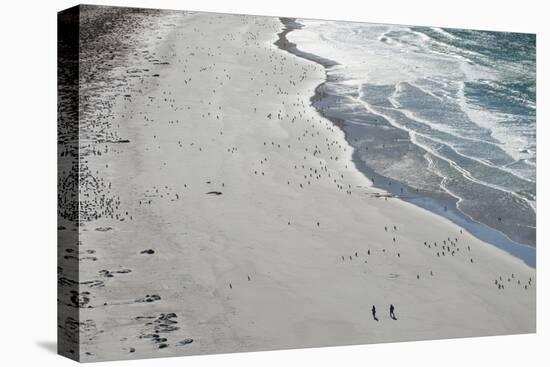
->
<box><xmin>387</xmin><ymin>82</ymin><xmax>536</xmax><ymax>185</ymax></box>
<box><xmin>290</xmin><ymin>19</ymin><xmax>535</xmax><ymax>174</ymax></box>
<box><xmin>352</xmin><ymin>85</ymin><xmax>536</xmax><ymax>213</ymax></box>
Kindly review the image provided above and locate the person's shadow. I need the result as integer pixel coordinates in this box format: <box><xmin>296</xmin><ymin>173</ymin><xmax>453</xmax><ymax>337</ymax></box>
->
<box><xmin>36</xmin><ymin>341</ymin><xmax>57</xmax><ymax>354</ymax></box>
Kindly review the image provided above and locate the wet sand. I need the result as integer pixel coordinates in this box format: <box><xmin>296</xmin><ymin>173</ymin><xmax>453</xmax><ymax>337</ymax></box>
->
<box><xmin>58</xmin><ymin>6</ymin><xmax>535</xmax><ymax>362</ymax></box>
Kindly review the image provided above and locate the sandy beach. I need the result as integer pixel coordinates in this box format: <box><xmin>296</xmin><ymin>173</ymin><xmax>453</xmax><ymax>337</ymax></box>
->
<box><xmin>57</xmin><ymin>6</ymin><xmax>535</xmax><ymax>362</ymax></box>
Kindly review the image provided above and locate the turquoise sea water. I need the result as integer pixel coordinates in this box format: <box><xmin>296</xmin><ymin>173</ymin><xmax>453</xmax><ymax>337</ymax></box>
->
<box><xmin>287</xmin><ymin>20</ymin><xmax>536</xmax><ymax>261</ymax></box>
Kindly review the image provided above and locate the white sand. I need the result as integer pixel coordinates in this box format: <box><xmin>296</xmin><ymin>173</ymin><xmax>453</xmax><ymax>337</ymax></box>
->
<box><xmin>76</xmin><ymin>11</ymin><xmax>535</xmax><ymax>362</ymax></box>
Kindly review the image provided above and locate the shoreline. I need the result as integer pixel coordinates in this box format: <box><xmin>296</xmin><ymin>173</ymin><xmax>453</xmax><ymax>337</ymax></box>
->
<box><xmin>275</xmin><ymin>17</ymin><xmax>535</xmax><ymax>268</ymax></box>
<box><xmin>68</xmin><ymin>8</ymin><xmax>536</xmax><ymax>361</ymax></box>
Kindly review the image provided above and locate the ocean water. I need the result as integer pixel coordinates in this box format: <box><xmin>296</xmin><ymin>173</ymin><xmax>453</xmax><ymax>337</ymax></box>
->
<box><xmin>286</xmin><ymin>20</ymin><xmax>536</xmax><ymax>254</ymax></box>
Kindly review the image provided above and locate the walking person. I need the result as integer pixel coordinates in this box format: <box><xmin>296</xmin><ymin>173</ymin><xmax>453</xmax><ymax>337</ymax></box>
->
<box><xmin>372</xmin><ymin>305</ymin><xmax>378</xmax><ymax>321</ymax></box>
<box><xmin>390</xmin><ymin>304</ymin><xmax>396</xmax><ymax>320</ymax></box>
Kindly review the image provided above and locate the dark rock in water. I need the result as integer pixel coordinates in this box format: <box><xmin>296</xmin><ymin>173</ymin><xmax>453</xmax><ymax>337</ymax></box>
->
<box><xmin>206</xmin><ymin>191</ymin><xmax>222</xmax><ymax>195</ymax></box>
<box><xmin>140</xmin><ymin>249</ymin><xmax>155</xmax><ymax>255</ymax></box>
<box><xmin>157</xmin><ymin>343</ymin><xmax>169</xmax><ymax>349</ymax></box>
<box><xmin>177</xmin><ymin>338</ymin><xmax>194</xmax><ymax>346</ymax></box>
<box><xmin>152</xmin><ymin>73</ymin><xmax>160</xmax><ymax>77</ymax></box>
<box><xmin>58</xmin><ymin>225</ymin><xmax>66</xmax><ymax>230</ymax></box>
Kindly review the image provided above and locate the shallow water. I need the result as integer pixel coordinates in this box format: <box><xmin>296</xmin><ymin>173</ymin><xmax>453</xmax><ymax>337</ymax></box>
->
<box><xmin>285</xmin><ymin>18</ymin><xmax>536</xmax><ymax>251</ymax></box>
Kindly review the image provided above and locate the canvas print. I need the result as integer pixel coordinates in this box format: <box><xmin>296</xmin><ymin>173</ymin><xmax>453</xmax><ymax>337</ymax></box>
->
<box><xmin>58</xmin><ymin>4</ymin><xmax>536</xmax><ymax>362</ymax></box>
